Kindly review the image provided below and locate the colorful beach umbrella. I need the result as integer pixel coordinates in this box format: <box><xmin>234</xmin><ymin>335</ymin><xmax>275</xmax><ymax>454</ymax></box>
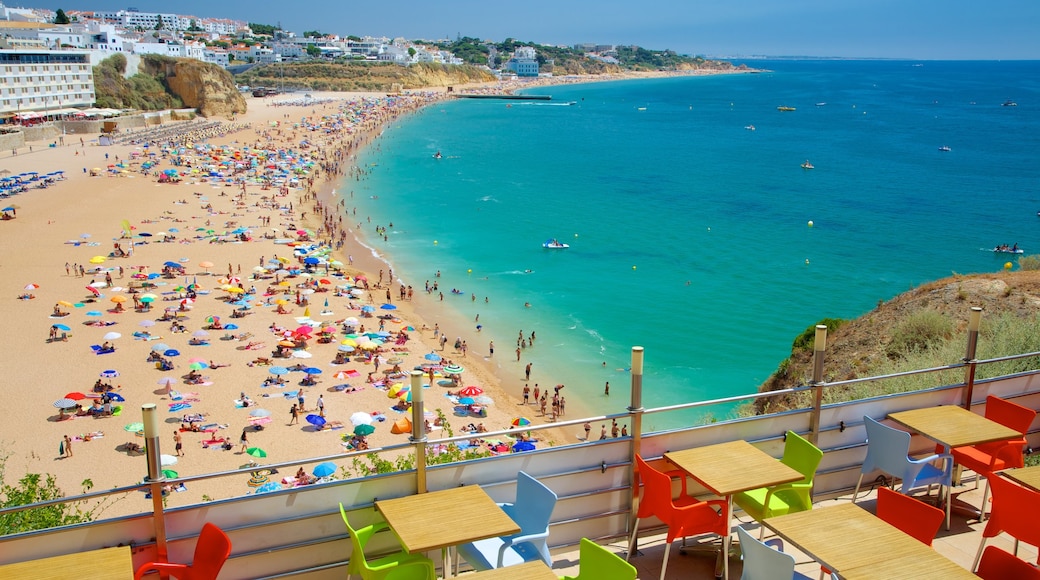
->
<box><xmin>63</xmin><ymin>392</ymin><xmax>87</xmax><ymax>400</ymax></box>
<box><xmin>458</xmin><ymin>386</ymin><xmax>484</xmax><ymax>397</ymax></box>
<box><xmin>53</xmin><ymin>398</ymin><xmax>78</xmax><ymax>409</ymax></box>
<box><xmin>312</xmin><ymin>462</ymin><xmax>337</xmax><ymax>478</ymax></box>
<box><xmin>353</xmin><ymin>424</ymin><xmax>375</xmax><ymax>436</ymax></box>
<box><xmin>511</xmin><ymin>417</ymin><xmax>532</xmax><ymax>427</ymax></box>
<box><xmin>443</xmin><ymin>365</ymin><xmax>465</xmax><ymax>375</ymax></box>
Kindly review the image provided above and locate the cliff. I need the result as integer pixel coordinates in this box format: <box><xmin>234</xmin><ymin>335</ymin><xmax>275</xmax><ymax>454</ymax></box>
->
<box><xmin>93</xmin><ymin>54</ymin><xmax>246</xmax><ymax>118</ymax></box>
<box><xmin>155</xmin><ymin>58</ymin><xmax>247</xmax><ymax>118</ymax></box>
<box><xmin>235</xmin><ymin>62</ymin><xmax>495</xmax><ymax>92</ymax></box>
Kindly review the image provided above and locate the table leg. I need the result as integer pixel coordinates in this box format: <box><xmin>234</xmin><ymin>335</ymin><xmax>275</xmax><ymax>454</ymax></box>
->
<box><xmin>723</xmin><ymin>496</ymin><xmax>732</xmax><ymax>580</ymax></box>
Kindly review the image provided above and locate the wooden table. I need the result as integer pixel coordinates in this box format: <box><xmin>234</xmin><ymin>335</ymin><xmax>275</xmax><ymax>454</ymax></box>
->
<box><xmin>665</xmin><ymin>440</ymin><xmax>804</xmax><ymax>580</ymax></box>
<box><xmin>376</xmin><ymin>485</ymin><xmax>520</xmax><ymax>578</ymax></box>
<box><xmin>0</xmin><ymin>545</ymin><xmax>132</xmax><ymax>579</ymax></box>
<box><xmin>1002</xmin><ymin>465</ymin><xmax>1040</xmax><ymax>492</ymax></box>
<box><xmin>888</xmin><ymin>406</ymin><xmax>1020</xmax><ymax>450</ymax></box>
<box><xmin>763</xmin><ymin>503</ymin><xmax>976</xmax><ymax>580</ymax></box>
<box><xmin>456</xmin><ymin>560</ymin><xmax>557</xmax><ymax>579</ymax></box>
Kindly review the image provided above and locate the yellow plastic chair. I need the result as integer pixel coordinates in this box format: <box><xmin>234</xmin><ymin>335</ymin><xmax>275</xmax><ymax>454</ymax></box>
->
<box><xmin>560</xmin><ymin>538</ymin><xmax>636</xmax><ymax>580</ymax></box>
<box><xmin>339</xmin><ymin>503</ymin><xmax>436</xmax><ymax>580</ymax></box>
<box><xmin>733</xmin><ymin>431</ymin><xmax>823</xmax><ymax>538</ymax></box>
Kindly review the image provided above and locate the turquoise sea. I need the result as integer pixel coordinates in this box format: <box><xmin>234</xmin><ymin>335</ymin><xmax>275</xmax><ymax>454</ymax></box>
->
<box><xmin>346</xmin><ymin>60</ymin><xmax>1040</xmax><ymax>427</ymax></box>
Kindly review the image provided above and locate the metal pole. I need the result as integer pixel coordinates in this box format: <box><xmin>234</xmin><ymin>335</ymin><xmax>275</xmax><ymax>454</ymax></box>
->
<box><xmin>141</xmin><ymin>404</ymin><xmax>168</xmax><ymax>563</ymax></box>
<box><xmin>809</xmin><ymin>325</ymin><xmax>828</xmax><ymax>445</ymax></box>
<box><xmin>409</xmin><ymin>370</ymin><xmax>428</xmax><ymax>494</ymax></box>
<box><xmin>628</xmin><ymin>346</ymin><xmax>645</xmax><ymax>548</ymax></box>
<box><xmin>963</xmin><ymin>307</ymin><xmax>983</xmax><ymax>410</ymax></box>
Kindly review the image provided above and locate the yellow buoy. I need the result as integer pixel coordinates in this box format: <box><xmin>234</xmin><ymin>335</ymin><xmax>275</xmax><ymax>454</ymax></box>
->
<box><xmin>1005</xmin><ymin>262</ymin><xmax>1013</xmax><ymax>270</ymax></box>
<box><xmin>808</xmin><ymin>220</ymin><xmax>814</xmax><ymax>228</ymax></box>
<box><xmin>632</xmin><ymin>265</ymin><xmax>637</xmax><ymax>270</ymax></box>
<box><xmin>433</xmin><ymin>240</ymin><xmax>438</xmax><ymax>245</ymax></box>
<box><xmin>805</xmin><ymin>259</ymin><xmax>810</xmax><ymax>265</ymax></box>
<box><xmin>467</xmin><ymin>269</ymin><xmax>472</xmax><ymax>274</ymax></box>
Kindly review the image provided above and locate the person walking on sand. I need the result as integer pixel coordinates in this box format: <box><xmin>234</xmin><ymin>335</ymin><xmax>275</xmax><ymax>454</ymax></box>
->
<box><xmin>584</xmin><ymin>422</ymin><xmax>591</xmax><ymax>440</ymax></box>
<box><xmin>525</xmin><ymin>362</ymin><xmax>532</xmax><ymax>380</ymax></box>
<box><xmin>289</xmin><ymin>403</ymin><xmax>299</xmax><ymax>425</ymax></box>
<box><xmin>522</xmin><ymin>384</ymin><xmax>530</xmax><ymax>404</ymax></box>
<box><xmin>239</xmin><ymin>430</ymin><xmax>249</xmax><ymax>453</ymax></box>
<box><xmin>317</xmin><ymin>395</ymin><xmax>325</xmax><ymax>418</ymax></box>
<box><xmin>63</xmin><ymin>434</ymin><xmax>73</xmax><ymax>457</ymax></box>
<box><xmin>599</xmin><ymin>425</ymin><xmax>607</xmax><ymax>440</ymax></box>
<box><xmin>516</xmin><ymin>347</ymin><xmax>522</xmax><ymax>362</ymax></box>
<box><xmin>488</xmin><ymin>340</ymin><xmax>494</xmax><ymax>356</ymax></box>
<box><xmin>174</xmin><ymin>431</ymin><xmax>183</xmax><ymax>456</ymax></box>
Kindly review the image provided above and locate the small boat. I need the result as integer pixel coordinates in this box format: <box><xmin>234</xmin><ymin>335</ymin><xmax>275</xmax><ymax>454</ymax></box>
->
<box><xmin>993</xmin><ymin>246</ymin><xmax>1023</xmax><ymax>254</ymax></box>
<box><xmin>777</xmin><ymin>106</ymin><xmax>796</xmax><ymax>112</ymax></box>
<box><xmin>801</xmin><ymin>161</ymin><xmax>814</xmax><ymax>170</ymax></box>
<box><xmin>542</xmin><ymin>239</ymin><xmax>569</xmax><ymax>249</ymax></box>
<box><xmin>816</xmin><ymin>102</ymin><xmax>827</xmax><ymax>107</ymax></box>
<box><xmin>432</xmin><ymin>152</ymin><xmax>443</xmax><ymax>159</ymax></box>
<box><xmin>744</xmin><ymin>125</ymin><xmax>756</xmax><ymax>131</ymax></box>
<box><xmin>938</xmin><ymin>146</ymin><xmax>951</xmax><ymax>152</ymax></box>
<box><xmin>1002</xmin><ymin>99</ymin><xmax>1018</xmax><ymax>107</ymax></box>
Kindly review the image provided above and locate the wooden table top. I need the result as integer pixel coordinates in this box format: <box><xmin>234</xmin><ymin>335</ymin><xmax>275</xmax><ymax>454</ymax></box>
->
<box><xmin>888</xmin><ymin>406</ymin><xmax>1021</xmax><ymax>449</ymax></box>
<box><xmin>0</xmin><ymin>545</ymin><xmax>132</xmax><ymax>579</ymax></box>
<box><xmin>1002</xmin><ymin>465</ymin><xmax>1040</xmax><ymax>492</ymax></box>
<box><xmin>665</xmin><ymin>440</ymin><xmax>803</xmax><ymax>497</ymax></box>
<box><xmin>457</xmin><ymin>560</ymin><xmax>557</xmax><ymax>579</ymax></box>
<box><xmin>375</xmin><ymin>485</ymin><xmax>521</xmax><ymax>554</ymax></box>
<box><xmin>763</xmin><ymin>503</ymin><xmax>975</xmax><ymax>580</ymax></box>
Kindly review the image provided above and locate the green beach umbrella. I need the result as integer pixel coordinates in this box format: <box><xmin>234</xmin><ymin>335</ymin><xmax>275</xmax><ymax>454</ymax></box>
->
<box><xmin>246</xmin><ymin>447</ymin><xmax>267</xmax><ymax>458</ymax></box>
<box><xmin>353</xmin><ymin>424</ymin><xmax>375</xmax><ymax>436</ymax></box>
<box><xmin>161</xmin><ymin>469</ymin><xmax>178</xmax><ymax>479</ymax></box>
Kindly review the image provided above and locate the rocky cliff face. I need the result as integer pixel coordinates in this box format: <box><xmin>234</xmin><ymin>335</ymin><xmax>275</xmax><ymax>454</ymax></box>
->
<box><xmin>162</xmin><ymin>60</ymin><xmax>247</xmax><ymax>118</ymax></box>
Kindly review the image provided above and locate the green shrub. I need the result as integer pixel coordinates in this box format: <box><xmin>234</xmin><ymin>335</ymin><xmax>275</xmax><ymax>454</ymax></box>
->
<box><xmin>792</xmin><ymin>318</ymin><xmax>845</xmax><ymax>352</ymax></box>
<box><xmin>1018</xmin><ymin>255</ymin><xmax>1040</xmax><ymax>271</ymax></box>
<box><xmin>887</xmin><ymin>309</ymin><xmax>952</xmax><ymax>357</ymax></box>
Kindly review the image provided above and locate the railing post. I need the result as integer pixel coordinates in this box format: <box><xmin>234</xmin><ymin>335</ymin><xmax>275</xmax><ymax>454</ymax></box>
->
<box><xmin>141</xmin><ymin>403</ymin><xmax>168</xmax><ymax>564</ymax></box>
<box><xmin>963</xmin><ymin>306</ymin><xmax>983</xmax><ymax>410</ymax></box>
<box><xmin>628</xmin><ymin>346</ymin><xmax>645</xmax><ymax>547</ymax></box>
<box><xmin>809</xmin><ymin>325</ymin><xmax>828</xmax><ymax>445</ymax></box>
<box><xmin>409</xmin><ymin>370</ymin><xmax>428</xmax><ymax>494</ymax></box>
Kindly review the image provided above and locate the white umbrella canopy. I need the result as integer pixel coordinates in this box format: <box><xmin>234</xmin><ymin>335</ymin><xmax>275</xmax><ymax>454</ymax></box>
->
<box><xmin>350</xmin><ymin>412</ymin><xmax>373</xmax><ymax>426</ymax></box>
<box><xmin>103</xmin><ymin>331</ymin><xmax>122</xmax><ymax>340</ymax></box>
<box><xmin>160</xmin><ymin>454</ymin><xmax>178</xmax><ymax>466</ymax></box>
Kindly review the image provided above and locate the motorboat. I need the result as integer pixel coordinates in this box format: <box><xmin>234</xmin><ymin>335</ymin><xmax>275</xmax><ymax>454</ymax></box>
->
<box><xmin>744</xmin><ymin>124</ymin><xmax>756</xmax><ymax>131</ymax></box>
<box><xmin>432</xmin><ymin>152</ymin><xmax>443</xmax><ymax>159</ymax></box>
<box><xmin>801</xmin><ymin>160</ymin><xmax>815</xmax><ymax>170</ymax></box>
<box><xmin>1002</xmin><ymin>99</ymin><xmax>1018</xmax><ymax>107</ymax></box>
<box><xmin>777</xmin><ymin>106</ymin><xmax>796</xmax><ymax>112</ymax></box>
<box><xmin>993</xmin><ymin>245</ymin><xmax>1023</xmax><ymax>254</ymax></box>
<box><xmin>542</xmin><ymin>239</ymin><xmax>569</xmax><ymax>249</ymax></box>
<box><xmin>938</xmin><ymin>146</ymin><xmax>951</xmax><ymax>152</ymax></box>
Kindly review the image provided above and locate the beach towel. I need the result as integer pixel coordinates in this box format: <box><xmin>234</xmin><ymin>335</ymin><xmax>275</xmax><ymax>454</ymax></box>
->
<box><xmin>248</xmin><ymin>416</ymin><xmax>272</xmax><ymax>426</ymax></box>
<box><xmin>90</xmin><ymin>345</ymin><xmax>116</xmax><ymax>355</ymax></box>
<box><xmin>169</xmin><ymin>403</ymin><xmax>192</xmax><ymax>412</ymax></box>
<box><xmin>342</xmin><ymin>369</ymin><xmax>361</xmax><ymax>378</ymax></box>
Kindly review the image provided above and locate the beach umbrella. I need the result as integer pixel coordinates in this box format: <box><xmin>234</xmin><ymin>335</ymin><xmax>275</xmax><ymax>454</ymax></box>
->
<box><xmin>360</xmin><ymin>305</ymin><xmax>375</xmax><ymax>313</ymax></box>
<box><xmin>52</xmin><ymin>323</ymin><xmax>71</xmax><ymax>331</ymax></box>
<box><xmin>380</xmin><ymin>303</ymin><xmax>397</xmax><ymax>310</ymax></box>
<box><xmin>85</xmin><ymin>286</ymin><xmax>101</xmax><ymax>297</ymax></box>
<box><xmin>161</xmin><ymin>469</ymin><xmax>179</xmax><ymax>479</ymax></box>
<box><xmin>160</xmin><ymin>454</ymin><xmax>178</xmax><ymax>466</ymax></box>
<box><xmin>89</xmin><ymin>281</ymin><xmax>108</xmax><ymax>288</ymax></box>
<box><xmin>24</xmin><ymin>283</ymin><xmax>39</xmax><ymax>290</ymax></box>
<box><xmin>124</xmin><ymin>422</ymin><xmax>144</xmax><ymax>433</ymax></box>
<box><xmin>109</xmin><ymin>296</ymin><xmax>127</xmax><ymax>305</ymax></box>
<box><xmin>57</xmin><ymin>300</ymin><xmax>74</xmax><ymax>308</ymax></box>
<box><xmin>305</xmin><ymin>414</ymin><xmax>326</xmax><ymax>427</ymax></box>
<box><xmin>224</xmin><ymin>323</ymin><xmax>239</xmax><ymax>330</ymax></box>
<box><xmin>269</xmin><ymin>366</ymin><xmax>289</xmax><ymax>375</ymax></box>
<box><xmin>164</xmin><ymin>349</ymin><xmax>180</xmax><ymax>357</ymax></box>
<box><xmin>189</xmin><ymin>362</ymin><xmax>207</xmax><ymax>371</ymax></box>
<box><xmin>458</xmin><ymin>386</ymin><xmax>484</xmax><ymax>397</ymax></box>
<box><xmin>278</xmin><ymin>340</ymin><xmax>296</xmax><ymax>348</ymax></box>
<box><xmin>387</xmin><ymin>383</ymin><xmax>407</xmax><ymax>398</ymax></box>
<box><xmin>53</xmin><ymin>398</ymin><xmax>78</xmax><ymax>409</ymax></box>
<box><xmin>349</xmin><ymin>412</ymin><xmax>373</xmax><ymax>426</ymax></box>
<box><xmin>443</xmin><ymin>365</ymin><xmax>465</xmax><ymax>375</ymax></box>
<box><xmin>64</xmin><ymin>392</ymin><xmax>87</xmax><ymax>400</ymax></box>
<box><xmin>458</xmin><ymin>397</ymin><xmax>475</xmax><ymax>405</ymax></box>
<box><xmin>337</xmin><ymin>344</ymin><xmax>355</xmax><ymax>353</ymax></box>
<box><xmin>192</xmin><ymin>330</ymin><xmax>209</xmax><ymax>337</ymax></box>
<box><xmin>246</xmin><ymin>447</ymin><xmax>267</xmax><ymax>458</ymax></box>
<box><xmin>249</xmin><ymin>408</ymin><xmax>272</xmax><ymax>418</ymax></box>
<box><xmin>157</xmin><ymin>377</ymin><xmax>176</xmax><ymax>386</ymax></box>
<box><xmin>312</xmin><ymin>462</ymin><xmax>337</xmax><ymax>478</ymax></box>
<box><xmin>291</xmin><ymin>351</ymin><xmax>312</xmax><ymax>359</ymax></box>
<box><xmin>199</xmin><ymin>261</ymin><xmax>214</xmax><ymax>271</ymax></box>
<box><xmin>139</xmin><ymin>320</ymin><xmax>156</xmax><ymax>327</ymax></box>
<box><xmin>103</xmin><ymin>332</ymin><xmax>121</xmax><ymax>340</ymax></box>
<box><xmin>512</xmin><ymin>441</ymin><xmax>536</xmax><ymax>453</ymax></box>
<box><xmin>100</xmin><ymin>369</ymin><xmax>119</xmax><ymax>378</ymax></box>
<box><xmin>511</xmin><ymin>417</ymin><xmax>532</xmax><ymax>427</ymax></box>
<box><xmin>253</xmin><ymin>482</ymin><xmax>282</xmax><ymax>494</ymax></box>
<box><xmin>89</xmin><ymin>256</ymin><xmax>106</xmax><ymax>264</ymax></box>
<box><xmin>303</xmin><ymin>367</ymin><xmax>322</xmax><ymax>375</ymax></box>
<box><xmin>107</xmin><ymin>393</ymin><xmax>125</xmax><ymax>402</ymax></box>
<box><xmin>424</xmin><ymin>352</ymin><xmax>442</xmax><ymax>362</ymax></box>
<box><xmin>333</xmin><ymin>370</ymin><xmax>351</xmax><ymax>380</ymax></box>
<box><xmin>353</xmin><ymin>424</ymin><xmax>376</xmax><ymax>436</ymax></box>
<box><xmin>344</xmin><ymin>317</ymin><xmax>360</xmax><ymax>326</ymax></box>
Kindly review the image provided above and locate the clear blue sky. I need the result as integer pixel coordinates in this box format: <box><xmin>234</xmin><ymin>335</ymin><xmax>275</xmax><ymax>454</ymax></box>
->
<box><xmin>68</xmin><ymin>0</ymin><xmax>1040</xmax><ymax>59</ymax></box>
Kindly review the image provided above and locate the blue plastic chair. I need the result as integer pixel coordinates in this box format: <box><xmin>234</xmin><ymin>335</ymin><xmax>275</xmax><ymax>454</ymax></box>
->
<box><xmin>454</xmin><ymin>471</ymin><xmax>557</xmax><ymax>572</ymax></box>
<box><xmin>852</xmin><ymin>416</ymin><xmax>953</xmax><ymax>529</ymax></box>
<box><xmin>736</xmin><ymin>526</ymin><xmax>815</xmax><ymax>580</ymax></box>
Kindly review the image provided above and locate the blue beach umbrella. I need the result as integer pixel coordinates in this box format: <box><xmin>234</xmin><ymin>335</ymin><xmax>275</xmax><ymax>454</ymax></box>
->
<box><xmin>52</xmin><ymin>323</ymin><xmax>71</xmax><ymax>331</ymax></box>
<box><xmin>380</xmin><ymin>303</ymin><xmax>397</xmax><ymax>310</ymax></box>
<box><xmin>86</xmin><ymin>310</ymin><xmax>103</xmax><ymax>317</ymax></box>
<box><xmin>303</xmin><ymin>367</ymin><xmax>322</xmax><ymax>375</ymax></box>
<box><xmin>424</xmin><ymin>352</ymin><xmax>442</xmax><ymax>362</ymax></box>
<box><xmin>164</xmin><ymin>349</ymin><xmax>180</xmax><ymax>357</ymax></box>
<box><xmin>512</xmin><ymin>441</ymin><xmax>536</xmax><ymax>452</ymax></box>
<box><xmin>337</xmin><ymin>344</ymin><xmax>355</xmax><ymax>353</ymax></box>
<box><xmin>153</xmin><ymin>343</ymin><xmax>170</xmax><ymax>352</ymax></box>
<box><xmin>254</xmin><ymin>481</ymin><xmax>283</xmax><ymax>494</ymax></box>
<box><xmin>269</xmin><ymin>366</ymin><xmax>289</xmax><ymax>375</ymax></box>
<box><xmin>312</xmin><ymin>462</ymin><xmax>337</xmax><ymax>478</ymax></box>
<box><xmin>100</xmin><ymin>369</ymin><xmax>119</xmax><ymax>378</ymax></box>
<box><xmin>360</xmin><ymin>305</ymin><xmax>375</xmax><ymax>313</ymax></box>
<box><xmin>224</xmin><ymin>323</ymin><xmax>239</xmax><ymax>330</ymax></box>
<box><xmin>458</xmin><ymin>397</ymin><xmax>475</xmax><ymax>405</ymax></box>
<box><xmin>305</xmin><ymin>414</ymin><xmax>326</xmax><ymax>427</ymax></box>
<box><xmin>107</xmin><ymin>392</ymin><xmax>126</xmax><ymax>402</ymax></box>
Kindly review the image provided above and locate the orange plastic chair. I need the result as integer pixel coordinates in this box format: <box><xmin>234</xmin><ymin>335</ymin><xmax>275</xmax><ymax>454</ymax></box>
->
<box><xmin>975</xmin><ymin>545</ymin><xmax>1040</xmax><ymax>580</ymax></box>
<box><xmin>949</xmin><ymin>395</ymin><xmax>1036</xmax><ymax>520</ymax></box>
<box><xmin>134</xmin><ymin>522</ymin><xmax>232</xmax><ymax>580</ymax></box>
<box><xmin>875</xmin><ymin>487</ymin><xmax>945</xmax><ymax>545</ymax></box>
<box><xmin>626</xmin><ymin>454</ymin><xmax>729</xmax><ymax>580</ymax></box>
<box><xmin>972</xmin><ymin>475</ymin><xmax>1040</xmax><ymax>571</ymax></box>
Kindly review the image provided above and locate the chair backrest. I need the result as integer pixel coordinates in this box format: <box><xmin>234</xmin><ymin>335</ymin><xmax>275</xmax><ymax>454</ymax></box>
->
<box><xmin>572</xmin><ymin>537</ymin><xmax>637</xmax><ymax>580</ymax></box>
<box><xmin>781</xmin><ymin>431</ymin><xmax>823</xmax><ymax>483</ymax></box>
<box><xmin>983</xmin><ymin>475</ymin><xmax>1040</xmax><ymax>549</ymax></box>
<box><xmin>984</xmin><ymin>395</ymin><xmax>1037</xmax><ymax>434</ymax></box>
<box><xmin>976</xmin><ymin>545</ymin><xmax>1040</xmax><ymax>580</ymax></box>
<box><xmin>875</xmin><ymin>487</ymin><xmax>943</xmax><ymax>546</ymax></box>
<box><xmin>634</xmin><ymin>454</ymin><xmax>676</xmax><ymax>521</ymax></box>
<box><xmin>736</xmin><ymin>525</ymin><xmax>796</xmax><ymax>580</ymax></box>
<box><xmin>340</xmin><ymin>503</ymin><xmax>375</xmax><ymax>573</ymax></box>
<box><xmin>862</xmin><ymin>416</ymin><xmax>914</xmax><ymax>476</ymax></box>
<box><xmin>506</xmin><ymin>471</ymin><xmax>557</xmax><ymax>538</ymax></box>
<box><xmin>190</xmin><ymin>523</ymin><xmax>232</xmax><ymax>580</ymax></box>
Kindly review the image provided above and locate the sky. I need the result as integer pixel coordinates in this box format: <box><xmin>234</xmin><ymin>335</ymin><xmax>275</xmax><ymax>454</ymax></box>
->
<box><xmin>63</xmin><ymin>0</ymin><xmax>1040</xmax><ymax>60</ymax></box>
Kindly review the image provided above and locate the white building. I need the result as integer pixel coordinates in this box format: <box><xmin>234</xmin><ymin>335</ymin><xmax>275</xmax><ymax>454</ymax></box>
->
<box><xmin>0</xmin><ymin>49</ymin><xmax>95</xmax><ymax>118</ymax></box>
<box><xmin>505</xmin><ymin>46</ymin><xmax>539</xmax><ymax>77</ymax></box>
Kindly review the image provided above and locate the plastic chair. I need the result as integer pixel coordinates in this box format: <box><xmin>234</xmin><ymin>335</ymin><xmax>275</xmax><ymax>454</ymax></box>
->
<box><xmin>455</xmin><ymin>471</ymin><xmax>558</xmax><ymax>572</ymax></box>
<box><xmin>339</xmin><ymin>503</ymin><xmax>436</xmax><ymax>580</ymax></box>
<box><xmin>134</xmin><ymin>522</ymin><xmax>231</xmax><ymax>580</ymax></box>
<box><xmin>734</xmin><ymin>431</ymin><xmax>823</xmax><ymax>538</ymax></box>
<box><xmin>949</xmin><ymin>395</ymin><xmax>1036</xmax><ymax>521</ymax></box>
<box><xmin>736</xmin><ymin>526</ymin><xmax>814</xmax><ymax>580</ymax></box>
<box><xmin>852</xmin><ymin>416</ymin><xmax>952</xmax><ymax>528</ymax></box>
<box><xmin>975</xmin><ymin>545</ymin><xmax>1040</xmax><ymax>580</ymax></box>
<box><xmin>626</xmin><ymin>454</ymin><xmax>728</xmax><ymax>580</ymax></box>
<box><xmin>559</xmin><ymin>537</ymin><xmax>637</xmax><ymax>580</ymax></box>
<box><xmin>972</xmin><ymin>475</ymin><xmax>1040</xmax><ymax>571</ymax></box>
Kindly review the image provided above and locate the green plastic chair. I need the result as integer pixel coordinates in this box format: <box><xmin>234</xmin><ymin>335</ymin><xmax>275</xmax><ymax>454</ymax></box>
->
<box><xmin>560</xmin><ymin>538</ymin><xmax>636</xmax><ymax>580</ymax></box>
<box><xmin>733</xmin><ymin>431</ymin><xmax>823</xmax><ymax>538</ymax></box>
<box><xmin>339</xmin><ymin>503</ymin><xmax>437</xmax><ymax>580</ymax></box>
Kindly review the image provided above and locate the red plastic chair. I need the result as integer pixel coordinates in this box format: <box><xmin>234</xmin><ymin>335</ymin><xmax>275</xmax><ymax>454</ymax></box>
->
<box><xmin>972</xmin><ymin>475</ymin><xmax>1040</xmax><ymax>572</ymax></box>
<box><xmin>975</xmin><ymin>545</ymin><xmax>1040</xmax><ymax>580</ymax></box>
<box><xmin>876</xmin><ymin>487</ymin><xmax>945</xmax><ymax>545</ymax></box>
<box><xmin>949</xmin><ymin>395</ymin><xmax>1035</xmax><ymax>520</ymax></box>
<box><xmin>134</xmin><ymin>522</ymin><xmax>232</xmax><ymax>580</ymax></box>
<box><xmin>626</xmin><ymin>454</ymin><xmax>728</xmax><ymax>580</ymax></box>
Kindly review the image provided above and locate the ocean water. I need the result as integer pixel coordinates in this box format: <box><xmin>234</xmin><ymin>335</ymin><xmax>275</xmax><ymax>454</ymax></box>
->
<box><xmin>345</xmin><ymin>60</ymin><xmax>1040</xmax><ymax>428</ymax></box>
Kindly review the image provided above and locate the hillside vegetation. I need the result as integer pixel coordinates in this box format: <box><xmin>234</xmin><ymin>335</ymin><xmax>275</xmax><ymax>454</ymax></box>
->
<box><xmin>752</xmin><ymin>270</ymin><xmax>1040</xmax><ymax>415</ymax></box>
<box><xmin>93</xmin><ymin>54</ymin><xmax>246</xmax><ymax>117</ymax></box>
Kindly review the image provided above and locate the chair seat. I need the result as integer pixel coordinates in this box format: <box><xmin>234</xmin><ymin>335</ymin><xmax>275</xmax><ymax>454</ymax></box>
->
<box><xmin>455</xmin><ymin>537</ymin><xmax>540</xmax><ymax>570</ymax></box>
<box><xmin>952</xmin><ymin>446</ymin><xmax>1013</xmax><ymax>474</ymax></box>
<box><xmin>734</xmin><ymin>488</ymin><xmax>800</xmax><ymax>520</ymax></box>
<box><xmin>366</xmin><ymin>551</ymin><xmax>436</xmax><ymax>572</ymax></box>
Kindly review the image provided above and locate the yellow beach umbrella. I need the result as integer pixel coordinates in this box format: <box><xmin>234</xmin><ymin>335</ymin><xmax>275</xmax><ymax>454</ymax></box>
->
<box><xmin>275</xmin><ymin>298</ymin><xmax>290</xmax><ymax>305</ymax></box>
<box><xmin>89</xmin><ymin>256</ymin><xmax>106</xmax><ymax>264</ymax></box>
<box><xmin>277</xmin><ymin>280</ymin><xmax>290</xmax><ymax>287</ymax></box>
<box><xmin>57</xmin><ymin>300</ymin><xmax>74</xmax><ymax>307</ymax></box>
<box><xmin>340</xmin><ymin>338</ymin><xmax>358</xmax><ymax>347</ymax></box>
<box><xmin>110</xmin><ymin>295</ymin><xmax>128</xmax><ymax>303</ymax></box>
<box><xmin>226</xmin><ymin>287</ymin><xmax>244</xmax><ymax>294</ymax></box>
